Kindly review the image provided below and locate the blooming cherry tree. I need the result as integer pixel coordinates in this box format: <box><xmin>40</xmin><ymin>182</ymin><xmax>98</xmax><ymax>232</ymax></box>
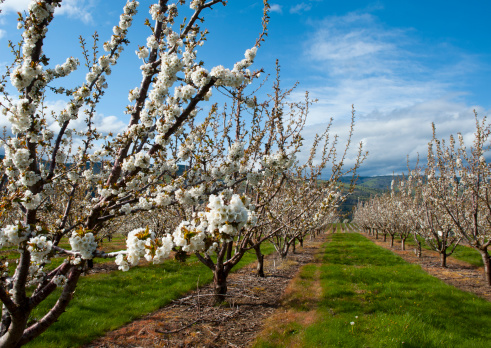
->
<box><xmin>0</xmin><ymin>0</ymin><xmax>269</xmax><ymax>345</ymax></box>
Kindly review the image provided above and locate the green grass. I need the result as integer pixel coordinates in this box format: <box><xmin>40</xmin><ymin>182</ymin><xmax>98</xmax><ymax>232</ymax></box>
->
<box><xmin>450</xmin><ymin>244</ymin><xmax>485</xmax><ymax>267</ymax></box>
<box><xmin>25</xmin><ymin>242</ymin><xmax>275</xmax><ymax>348</ymax></box>
<box><xmin>253</xmin><ymin>233</ymin><xmax>491</xmax><ymax>348</ymax></box>
<box><xmin>388</xmin><ymin>233</ymin><xmax>485</xmax><ymax>267</ymax></box>
<box><xmin>329</xmin><ymin>223</ymin><xmax>345</xmax><ymax>234</ymax></box>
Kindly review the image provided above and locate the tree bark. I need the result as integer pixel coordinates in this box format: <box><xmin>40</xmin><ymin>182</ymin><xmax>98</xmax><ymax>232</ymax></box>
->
<box><xmin>0</xmin><ymin>312</ymin><xmax>29</xmax><ymax>348</ymax></box>
<box><xmin>213</xmin><ymin>267</ymin><xmax>228</xmax><ymax>304</ymax></box>
<box><xmin>479</xmin><ymin>249</ymin><xmax>491</xmax><ymax>286</ymax></box>
<box><xmin>413</xmin><ymin>235</ymin><xmax>422</xmax><ymax>258</ymax></box>
<box><xmin>441</xmin><ymin>252</ymin><xmax>447</xmax><ymax>268</ymax></box>
<box><xmin>253</xmin><ymin>244</ymin><xmax>265</xmax><ymax>277</ymax></box>
<box><xmin>225</xmin><ymin>241</ymin><xmax>233</xmax><ymax>262</ymax></box>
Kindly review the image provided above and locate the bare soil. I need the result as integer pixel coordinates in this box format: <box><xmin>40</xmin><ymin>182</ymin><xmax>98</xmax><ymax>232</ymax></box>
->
<box><xmin>84</xmin><ymin>235</ymin><xmax>327</xmax><ymax>348</ymax></box>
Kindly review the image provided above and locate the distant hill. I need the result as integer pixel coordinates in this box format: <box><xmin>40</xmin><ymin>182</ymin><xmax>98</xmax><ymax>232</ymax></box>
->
<box><xmin>336</xmin><ymin>176</ymin><xmax>395</xmax><ymax>220</ymax></box>
<box><xmin>338</xmin><ymin>175</ymin><xmax>394</xmax><ymax>190</ymax></box>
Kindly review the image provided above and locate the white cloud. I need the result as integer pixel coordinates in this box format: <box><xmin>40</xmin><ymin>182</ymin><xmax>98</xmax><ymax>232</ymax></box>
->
<box><xmin>290</xmin><ymin>3</ymin><xmax>312</xmax><ymax>14</ymax></box>
<box><xmin>1</xmin><ymin>0</ymin><xmax>30</xmax><ymax>13</ymax></box>
<box><xmin>0</xmin><ymin>96</ymin><xmax>126</xmax><ymax>156</ymax></box>
<box><xmin>299</xmin><ymin>97</ymin><xmax>489</xmax><ymax>177</ymax></box>
<box><xmin>295</xmin><ymin>11</ymin><xmax>488</xmax><ymax>176</ymax></box>
<box><xmin>43</xmin><ymin>100</ymin><xmax>126</xmax><ymax>136</ymax></box>
<box><xmin>56</xmin><ymin>0</ymin><xmax>95</xmax><ymax>24</ymax></box>
<box><xmin>1</xmin><ymin>0</ymin><xmax>95</xmax><ymax>24</ymax></box>
<box><xmin>270</xmin><ymin>4</ymin><xmax>282</xmax><ymax>14</ymax></box>
<box><xmin>0</xmin><ymin>29</ymin><xmax>5</xmax><ymax>39</ymax></box>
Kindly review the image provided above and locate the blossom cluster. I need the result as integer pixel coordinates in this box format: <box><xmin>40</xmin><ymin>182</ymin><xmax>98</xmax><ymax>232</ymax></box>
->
<box><xmin>0</xmin><ymin>223</ymin><xmax>32</xmax><ymax>248</ymax></box>
<box><xmin>115</xmin><ymin>228</ymin><xmax>173</xmax><ymax>271</ymax></box>
<box><xmin>117</xmin><ymin>193</ymin><xmax>255</xmax><ymax>271</ymax></box>
<box><xmin>69</xmin><ymin>232</ymin><xmax>98</xmax><ymax>259</ymax></box>
<box><xmin>172</xmin><ymin>193</ymin><xmax>253</xmax><ymax>254</ymax></box>
<box><xmin>27</xmin><ymin>235</ymin><xmax>53</xmax><ymax>264</ymax></box>
<box><xmin>261</xmin><ymin>152</ymin><xmax>296</xmax><ymax>176</ymax></box>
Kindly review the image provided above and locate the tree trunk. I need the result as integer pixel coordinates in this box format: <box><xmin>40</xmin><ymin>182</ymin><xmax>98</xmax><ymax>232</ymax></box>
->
<box><xmin>375</xmin><ymin>229</ymin><xmax>378</xmax><ymax>239</ymax></box>
<box><xmin>253</xmin><ymin>244</ymin><xmax>265</xmax><ymax>277</ymax></box>
<box><xmin>0</xmin><ymin>312</ymin><xmax>29</xmax><ymax>348</ymax></box>
<box><xmin>226</xmin><ymin>241</ymin><xmax>233</xmax><ymax>262</ymax></box>
<box><xmin>401</xmin><ymin>237</ymin><xmax>406</xmax><ymax>251</ymax></box>
<box><xmin>299</xmin><ymin>238</ymin><xmax>304</xmax><ymax>247</ymax></box>
<box><xmin>479</xmin><ymin>249</ymin><xmax>491</xmax><ymax>286</ymax></box>
<box><xmin>412</xmin><ymin>235</ymin><xmax>422</xmax><ymax>258</ymax></box>
<box><xmin>292</xmin><ymin>240</ymin><xmax>296</xmax><ymax>254</ymax></box>
<box><xmin>213</xmin><ymin>267</ymin><xmax>228</xmax><ymax>304</ymax></box>
<box><xmin>383</xmin><ymin>233</ymin><xmax>386</xmax><ymax>242</ymax></box>
<box><xmin>390</xmin><ymin>235</ymin><xmax>394</xmax><ymax>247</ymax></box>
<box><xmin>415</xmin><ymin>241</ymin><xmax>422</xmax><ymax>258</ymax></box>
<box><xmin>441</xmin><ymin>252</ymin><xmax>447</xmax><ymax>268</ymax></box>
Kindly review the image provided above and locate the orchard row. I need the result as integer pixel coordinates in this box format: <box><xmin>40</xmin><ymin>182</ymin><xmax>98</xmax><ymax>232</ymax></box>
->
<box><xmin>0</xmin><ymin>1</ymin><xmax>363</xmax><ymax>347</ymax></box>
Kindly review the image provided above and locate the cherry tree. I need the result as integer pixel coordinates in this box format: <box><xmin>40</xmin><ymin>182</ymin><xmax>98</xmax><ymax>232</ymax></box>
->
<box><xmin>0</xmin><ymin>0</ymin><xmax>271</xmax><ymax>345</ymax></box>
<box><xmin>426</xmin><ymin>117</ymin><xmax>491</xmax><ymax>283</ymax></box>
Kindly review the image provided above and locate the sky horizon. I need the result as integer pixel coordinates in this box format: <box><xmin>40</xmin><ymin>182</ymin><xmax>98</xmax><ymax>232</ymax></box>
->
<box><xmin>1</xmin><ymin>0</ymin><xmax>490</xmax><ymax>176</ymax></box>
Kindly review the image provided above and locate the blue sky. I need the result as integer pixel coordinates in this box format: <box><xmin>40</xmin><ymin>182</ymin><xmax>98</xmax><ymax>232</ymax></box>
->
<box><xmin>1</xmin><ymin>0</ymin><xmax>490</xmax><ymax>176</ymax></box>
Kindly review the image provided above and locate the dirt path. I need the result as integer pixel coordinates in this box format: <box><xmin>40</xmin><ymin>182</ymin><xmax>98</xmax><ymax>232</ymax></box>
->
<box><xmin>85</xmin><ymin>234</ymin><xmax>328</xmax><ymax>348</ymax></box>
<box><xmin>362</xmin><ymin>232</ymin><xmax>491</xmax><ymax>302</ymax></box>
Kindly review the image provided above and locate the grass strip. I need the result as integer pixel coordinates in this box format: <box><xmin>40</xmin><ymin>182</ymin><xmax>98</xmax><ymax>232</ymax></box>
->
<box><xmin>25</xmin><ymin>243</ymin><xmax>275</xmax><ymax>348</ymax></box>
<box><xmin>384</xmin><ymin>233</ymin><xmax>484</xmax><ymax>267</ymax></box>
<box><xmin>254</xmin><ymin>233</ymin><xmax>491</xmax><ymax>348</ymax></box>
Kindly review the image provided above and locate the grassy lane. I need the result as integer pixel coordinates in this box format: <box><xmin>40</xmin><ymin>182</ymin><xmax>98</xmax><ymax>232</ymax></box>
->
<box><xmin>253</xmin><ymin>233</ymin><xmax>491</xmax><ymax>348</ymax></box>
<box><xmin>25</xmin><ymin>243</ymin><xmax>275</xmax><ymax>348</ymax></box>
<box><xmin>397</xmin><ymin>235</ymin><xmax>484</xmax><ymax>267</ymax></box>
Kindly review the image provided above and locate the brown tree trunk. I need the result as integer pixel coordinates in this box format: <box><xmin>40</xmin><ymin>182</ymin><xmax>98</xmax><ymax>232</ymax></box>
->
<box><xmin>0</xmin><ymin>313</ymin><xmax>29</xmax><ymax>348</ymax></box>
<box><xmin>479</xmin><ymin>249</ymin><xmax>491</xmax><ymax>286</ymax></box>
<box><xmin>213</xmin><ymin>267</ymin><xmax>228</xmax><ymax>304</ymax></box>
<box><xmin>226</xmin><ymin>241</ymin><xmax>233</xmax><ymax>262</ymax></box>
<box><xmin>441</xmin><ymin>252</ymin><xmax>447</xmax><ymax>268</ymax></box>
<box><xmin>412</xmin><ymin>235</ymin><xmax>422</xmax><ymax>258</ymax></box>
<box><xmin>383</xmin><ymin>233</ymin><xmax>386</xmax><ymax>242</ymax></box>
<box><xmin>253</xmin><ymin>244</ymin><xmax>265</xmax><ymax>277</ymax></box>
<box><xmin>401</xmin><ymin>237</ymin><xmax>406</xmax><ymax>251</ymax></box>
<box><xmin>390</xmin><ymin>235</ymin><xmax>394</xmax><ymax>247</ymax></box>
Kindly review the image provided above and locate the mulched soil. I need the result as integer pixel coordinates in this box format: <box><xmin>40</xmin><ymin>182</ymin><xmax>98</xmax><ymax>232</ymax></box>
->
<box><xmin>84</xmin><ymin>235</ymin><xmax>327</xmax><ymax>348</ymax></box>
<box><xmin>363</xmin><ymin>233</ymin><xmax>491</xmax><ymax>302</ymax></box>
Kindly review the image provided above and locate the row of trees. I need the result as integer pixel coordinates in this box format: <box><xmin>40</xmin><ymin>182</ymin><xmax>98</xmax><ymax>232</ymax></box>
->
<box><xmin>0</xmin><ymin>1</ymin><xmax>363</xmax><ymax>346</ymax></box>
<box><xmin>354</xmin><ymin>115</ymin><xmax>491</xmax><ymax>284</ymax></box>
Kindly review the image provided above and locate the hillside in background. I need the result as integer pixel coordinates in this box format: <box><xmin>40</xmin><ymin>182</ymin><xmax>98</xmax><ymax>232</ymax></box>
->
<box><xmin>336</xmin><ymin>176</ymin><xmax>395</xmax><ymax>219</ymax></box>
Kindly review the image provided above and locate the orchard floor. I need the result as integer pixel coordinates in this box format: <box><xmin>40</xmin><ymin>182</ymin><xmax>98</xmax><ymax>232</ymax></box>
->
<box><xmin>84</xmin><ymin>235</ymin><xmax>327</xmax><ymax>348</ymax></box>
<box><xmin>85</xmin><ymin>230</ymin><xmax>491</xmax><ymax>347</ymax></box>
<box><xmin>363</xmin><ymin>232</ymin><xmax>491</xmax><ymax>302</ymax></box>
